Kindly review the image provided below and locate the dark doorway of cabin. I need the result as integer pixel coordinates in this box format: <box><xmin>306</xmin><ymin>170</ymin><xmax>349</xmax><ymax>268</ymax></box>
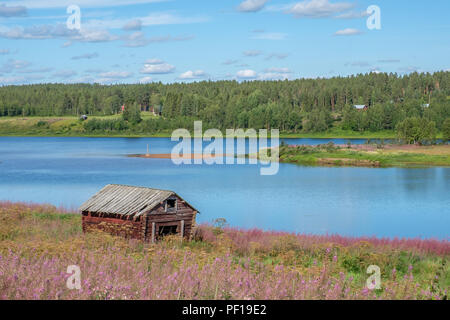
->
<box><xmin>158</xmin><ymin>225</ymin><xmax>178</xmax><ymax>238</ymax></box>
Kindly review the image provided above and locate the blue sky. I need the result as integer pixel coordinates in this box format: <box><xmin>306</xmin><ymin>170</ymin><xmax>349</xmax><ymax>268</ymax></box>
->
<box><xmin>0</xmin><ymin>0</ymin><xmax>449</xmax><ymax>85</ymax></box>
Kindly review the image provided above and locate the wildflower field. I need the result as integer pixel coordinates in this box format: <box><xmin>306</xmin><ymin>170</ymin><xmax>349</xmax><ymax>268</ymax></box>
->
<box><xmin>0</xmin><ymin>202</ymin><xmax>448</xmax><ymax>300</ymax></box>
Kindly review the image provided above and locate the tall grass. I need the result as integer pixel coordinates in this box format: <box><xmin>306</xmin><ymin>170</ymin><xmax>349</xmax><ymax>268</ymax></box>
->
<box><xmin>0</xmin><ymin>202</ymin><xmax>448</xmax><ymax>300</ymax></box>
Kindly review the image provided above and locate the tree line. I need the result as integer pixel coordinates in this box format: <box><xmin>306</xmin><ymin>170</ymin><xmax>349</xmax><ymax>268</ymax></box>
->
<box><xmin>0</xmin><ymin>72</ymin><xmax>449</xmax><ymax>136</ymax></box>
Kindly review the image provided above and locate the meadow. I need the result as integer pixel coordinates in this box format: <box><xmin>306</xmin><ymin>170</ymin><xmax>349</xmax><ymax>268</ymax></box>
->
<box><xmin>0</xmin><ymin>202</ymin><xmax>448</xmax><ymax>300</ymax></box>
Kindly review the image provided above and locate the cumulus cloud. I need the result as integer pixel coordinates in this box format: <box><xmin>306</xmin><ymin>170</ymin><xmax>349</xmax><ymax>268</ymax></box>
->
<box><xmin>71</xmin><ymin>53</ymin><xmax>99</xmax><ymax>60</ymax></box>
<box><xmin>289</xmin><ymin>0</ymin><xmax>354</xmax><ymax>18</ymax></box>
<box><xmin>178</xmin><ymin>70</ymin><xmax>207</xmax><ymax>80</ymax></box>
<box><xmin>236</xmin><ymin>69</ymin><xmax>257</xmax><ymax>79</ymax></box>
<box><xmin>334</xmin><ymin>28</ymin><xmax>362</xmax><ymax>36</ymax></box>
<box><xmin>123</xmin><ymin>19</ymin><xmax>143</xmax><ymax>31</ymax></box>
<box><xmin>238</xmin><ymin>0</ymin><xmax>269</xmax><ymax>13</ymax></box>
<box><xmin>0</xmin><ymin>4</ymin><xmax>27</xmax><ymax>17</ymax></box>
<box><xmin>141</xmin><ymin>60</ymin><xmax>175</xmax><ymax>74</ymax></box>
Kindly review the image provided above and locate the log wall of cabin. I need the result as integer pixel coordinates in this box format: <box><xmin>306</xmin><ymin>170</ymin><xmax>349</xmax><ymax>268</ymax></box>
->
<box><xmin>143</xmin><ymin>197</ymin><xmax>197</xmax><ymax>242</ymax></box>
<box><xmin>82</xmin><ymin>211</ymin><xmax>145</xmax><ymax>240</ymax></box>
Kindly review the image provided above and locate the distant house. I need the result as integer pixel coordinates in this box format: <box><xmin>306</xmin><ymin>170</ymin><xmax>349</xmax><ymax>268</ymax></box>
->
<box><xmin>79</xmin><ymin>184</ymin><xmax>198</xmax><ymax>242</ymax></box>
<box><xmin>353</xmin><ymin>105</ymin><xmax>369</xmax><ymax>111</ymax></box>
<box><xmin>80</xmin><ymin>115</ymin><xmax>88</xmax><ymax>120</ymax></box>
<box><xmin>150</xmin><ymin>105</ymin><xmax>162</xmax><ymax>116</ymax></box>
<box><xmin>422</xmin><ymin>104</ymin><xmax>430</xmax><ymax>108</ymax></box>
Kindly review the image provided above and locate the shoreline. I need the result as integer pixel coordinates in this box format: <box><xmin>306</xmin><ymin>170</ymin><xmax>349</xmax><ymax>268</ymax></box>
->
<box><xmin>0</xmin><ymin>132</ymin><xmax>399</xmax><ymax>139</ymax></box>
<box><xmin>252</xmin><ymin>144</ymin><xmax>450</xmax><ymax>168</ymax></box>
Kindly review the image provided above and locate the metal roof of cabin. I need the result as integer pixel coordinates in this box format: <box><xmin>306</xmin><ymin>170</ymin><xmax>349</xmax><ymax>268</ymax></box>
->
<box><xmin>79</xmin><ymin>184</ymin><xmax>196</xmax><ymax>216</ymax></box>
<box><xmin>353</xmin><ymin>105</ymin><xmax>367</xmax><ymax>109</ymax></box>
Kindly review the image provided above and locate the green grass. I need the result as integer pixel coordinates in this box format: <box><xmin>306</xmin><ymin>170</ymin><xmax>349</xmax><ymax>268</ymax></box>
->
<box><xmin>272</xmin><ymin>145</ymin><xmax>450</xmax><ymax>168</ymax></box>
<box><xmin>0</xmin><ymin>116</ymin><xmax>445</xmax><ymax>140</ymax></box>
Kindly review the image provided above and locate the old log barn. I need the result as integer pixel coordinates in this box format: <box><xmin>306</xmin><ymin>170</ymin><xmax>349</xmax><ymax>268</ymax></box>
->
<box><xmin>79</xmin><ymin>184</ymin><xmax>198</xmax><ymax>242</ymax></box>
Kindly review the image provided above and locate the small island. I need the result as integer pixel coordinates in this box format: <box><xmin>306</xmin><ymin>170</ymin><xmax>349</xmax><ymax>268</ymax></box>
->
<box><xmin>251</xmin><ymin>142</ymin><xmax>450</xmax><ymax>168</ymax></box>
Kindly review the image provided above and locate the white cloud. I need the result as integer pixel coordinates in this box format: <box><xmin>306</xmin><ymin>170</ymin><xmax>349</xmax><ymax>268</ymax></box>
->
<box><xmin>17</xmin><ymin>67</ymin><xmax>53</xmax><ymax>74</ymax></box>
<box><xmin>141</xmin><ymin>60</ymin><xmax>175</xmax><ymax>74</ymax></box>
<box><xmin>0</xmin><ymin>59</ymin><xmax>30</xmax><ymax>73</ymax></box>
<box><xmin>289</xmin><ymin>0</ymin><xmax>355</xmax><ymax>18</ymax></box>
<box><xmin>259</xmin><ymin>67</ymin><xmax>292</xmax><ymax>80</ymax></box>
<box><xmin>71</xmin><ymin>53</ymin><xmax>99</xmax><ymax>60</ymax></box>
<box><xmin>123</xmin><ymin>19</ymin><xmax>142</xmax><ymax>31</ymax></box>
<box><xmin>52</xmin><ymin>70</ymin><xmax>77</xmax><ymax>78</ymax></box>
<box><xmin>7</xmin><ymin>0</ymin><xmax>166</xmax><ymax>9</ymax></box>
<box><xmin>335</xmin><ymin>10</ymin><xmax>369</xmax><ymax>19</ymax></box>
<box><xmin>0</xmin><ymin>4</ymin><xmax>27</xmax><ymax>17</ymax></box>
<box><xmin>370</xmin><ymin>68</ymin><xmax>381</xmax><ymax>74</ymax></box>
<box><xmin>93</xmin><ymin>71</ymin><xmax>133</xmax><ymax>84</ymax></box>
<box><xmin>236</xmin><ymin>69</ymin><xmax>257</xmax><ymax>79</ymax></box>
<box><xmin>0</xmin><ymin>49</ymin><xmax>11</xmax><ymax>55</ymax></box>
<box><xmin>398</xmin><ymin>66</ymin><xmax>420</xmax><ymax>74</ymax></box>
<box><xmin>140</xmin><ymin>76</ymin><xmax>153</xmax><ymax>83</ymax></box>
<box><xmin>222</xmin><ymin>59</ymin><xmax>239</xmax><ymax>65</ymax></box>
<box><xmin>265</xmin><ymin>53</ymin><xmax>289</xmax><ymax>60</ymax></box>
<box><xmin>145</xmin><ymin>58</ymin><xmax>164</xmax><ymax>64</ymax></box>
<box><xmin>0</xmin><ymin>76</ymin><xmax>27</xmax><ymax>84</ymax></box>
<box><xmin>238</xmin><ymin>0</ymin><xmax>269</xmax><ymax>13</ymax></box>
<box><xmin>84</xmin><ymin>13</ymin><xmax>208</xmax><ymax>30</ymax></box>
<box><xmin>74</xmin><ymin>29</ymin><xmax>118</xmax><ymax>42</ymax></box>
<box><xmin>334</xmin><ymin>28</ymin><xmax>362</xmax><ymax>36</ymax></box>
<box><xmin>265</xmin><ymin>67</ymin><xmax>291</xmax><ymax>73</ymax></box>
<box><xmin>258</xmin><ymin>73</ymin><xmax>291</xmax><ymax>80</ymax></box>
<box><xmin>0</xmin><ymin>24</ymin><xmax>118</xmax><ymax>42</ymax></box>
<box><xmin>61</xmin><ymin>41</ymin><xmax>72</xmax><ymax>48</ymax></box>
<box><xmin>99</xmin><ymin>71</ymin><xmax>133</xmax><ymax>79</ymax></box>
<box><xmin>122</xmin><ymin>32</ymin><xmax>194</xmax><ymax>47</ymax></box>
<box><xmin>243</xmin><ymin>50</ymin><xmax>262</xmax><ymax>57</ymax></box>
<box><xmin>178</xmin><ymin>70</ymin><xmax>207</xmax><ymax>80</ymax></box>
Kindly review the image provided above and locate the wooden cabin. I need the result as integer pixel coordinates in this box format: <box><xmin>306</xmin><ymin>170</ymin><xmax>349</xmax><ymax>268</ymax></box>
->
<box><xmin>79</xmin><ymin>184</ymin><xmax>198</xmax><ymax>242</ymax></box>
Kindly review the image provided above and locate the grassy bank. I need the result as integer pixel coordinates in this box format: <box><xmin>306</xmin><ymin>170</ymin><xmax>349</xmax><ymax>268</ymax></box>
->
<box><xmin>255</xmin><ymin>143</ymin><xmax>450</xmax><ymax>168</ymax></box>
<box><xmin>0</xmin><ymin>202</ymin><xmax>448</xmax><ymax>300</ymax></box>
<box><xmin>0</xmin><ymin>116</ymin><xmax>402</xmax><ymax>139</ymax></box>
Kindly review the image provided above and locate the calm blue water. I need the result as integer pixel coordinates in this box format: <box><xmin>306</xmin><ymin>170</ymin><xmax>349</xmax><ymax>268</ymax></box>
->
<box><xmin>0</xmin><ymin>137</ymin><xmax>448</xmax><ymax>240</ymax></box>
